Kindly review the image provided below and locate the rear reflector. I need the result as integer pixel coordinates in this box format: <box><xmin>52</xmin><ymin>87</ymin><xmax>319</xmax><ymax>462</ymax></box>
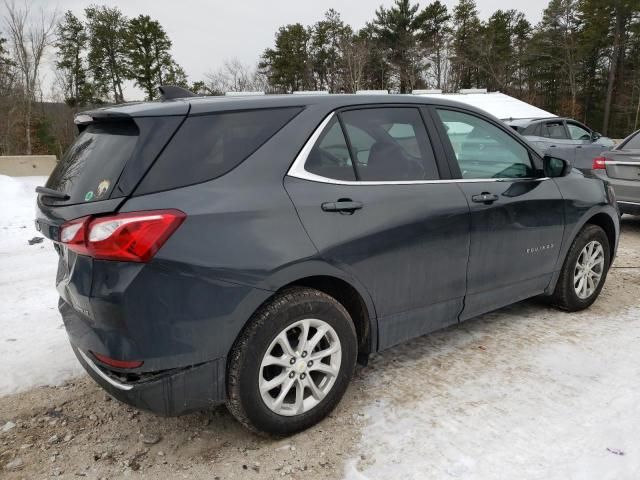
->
<box><xmin>592</xmin><ymin>157</ymin><xmax>607</xmax><ymax>170</ymax></box>
<box><xmin>59</xmin><ymin>209</ymin><xmax>185</xmax><ymax>262</ymax></box>
<box><xmin>91</xmin><ymin>351</ymin><xmax>143</xmax><ymax>369</ymax></box>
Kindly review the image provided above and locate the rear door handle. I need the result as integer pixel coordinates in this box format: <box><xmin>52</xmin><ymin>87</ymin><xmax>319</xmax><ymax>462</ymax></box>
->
<box><xmin>471</xmin><ymin>193</ymin><xmax>499</xmax><ymax>204</ymax></box>
<box><xmin>321</xmin><ymin>200</ymin><xmax>363</xmax><ymax>213</ymax></box>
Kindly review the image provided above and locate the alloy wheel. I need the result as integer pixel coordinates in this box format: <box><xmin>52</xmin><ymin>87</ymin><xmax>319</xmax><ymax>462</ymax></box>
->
<box><xmin>259</xmin><ymin>318</ymin><xmax>342</xmax><ymax>416</ymax></box>
<box><xmin>573</xmin><ymin>240</ymin><xmax>605</xmax><ymax>299</ymax></box>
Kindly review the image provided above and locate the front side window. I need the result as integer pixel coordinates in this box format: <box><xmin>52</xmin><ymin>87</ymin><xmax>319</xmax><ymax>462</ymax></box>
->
<box><xmin>341</xmin><ymin>108</ymin><xmax>439</xmax><ymax>181</ymax></box>
<box><xmin>567</xmin><ymin>122</ymin><xmax>591</xmax><ymax>141</ymax></box>
<box><xmin>436</xmin><ymin>109</ymin><xmax>535</xmax><ymax>179</ymax></box>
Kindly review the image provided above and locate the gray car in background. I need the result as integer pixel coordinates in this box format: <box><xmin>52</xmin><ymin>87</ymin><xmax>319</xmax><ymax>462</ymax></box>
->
<box><xmin>506</xmin><ymin>117</ymin><xmax>615</xmax><ymax>170</ymax></box>
<box><xmin>592</xmin><ymin>129</ymin><xmax>640</xmax><ymax>215</ymax></box>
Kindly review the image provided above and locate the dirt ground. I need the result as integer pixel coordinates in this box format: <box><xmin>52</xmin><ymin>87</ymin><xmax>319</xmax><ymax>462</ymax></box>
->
<box><xmin>1</xmin><ymin>216</ymin><xmax>639</xmax><ymax>480</ymax></box>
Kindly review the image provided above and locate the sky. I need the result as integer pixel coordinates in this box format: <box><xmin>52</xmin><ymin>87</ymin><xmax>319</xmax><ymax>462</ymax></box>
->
<box><xmin>27</xmin><ymin>0</ymin><xmax>546</xmax><ymax>100</ymax></box>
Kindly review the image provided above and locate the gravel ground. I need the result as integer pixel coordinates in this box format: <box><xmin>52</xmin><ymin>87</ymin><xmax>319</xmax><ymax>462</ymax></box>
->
<box><xmin>1</xmin><ymin>216</ymin><xmax>639</xmax><ymax>480</ymax></box>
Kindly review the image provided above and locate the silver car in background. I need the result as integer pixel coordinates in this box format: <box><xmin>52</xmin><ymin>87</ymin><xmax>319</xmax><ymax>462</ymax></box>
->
<box><xmin>506</xmin><ymin>117</ymin><xmax>615</xmax><ymax>171</ymax></box>
<box><xmin>592</xmin><ymin>129</ymin><xmax>640</xmax><ymax>216</ymax></box>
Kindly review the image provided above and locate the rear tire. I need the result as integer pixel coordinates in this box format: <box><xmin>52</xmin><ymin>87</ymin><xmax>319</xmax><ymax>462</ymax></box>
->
<box><xmin>226</xmin><ymin>287</ymin><xmax>357</xmax><ymax>436</ymax></box>
<box><xmin>550</xmin><ymin>224</ymin><xmax>610</xmax><ymax>312</ymax></box>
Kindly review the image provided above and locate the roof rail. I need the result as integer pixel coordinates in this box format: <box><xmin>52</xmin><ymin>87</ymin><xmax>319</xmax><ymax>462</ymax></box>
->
<box><xmin>158</xmin><ymin>85</ymin><xmax>197</xmax><ymax>100</ymax></box>
<box><xmin>412</xmin><ymin>89</ymin><xmax>442</xmax><ymax>95</ymax></box>
<box><xmin>356</xmin><ymin>90</ymin><xmax>388</xmax><ymax>95</ymax></box>
<box><xmin>459</xmin><ymin>88</ymin><xmax>488</xmax><ymax>94</ymax></box>
<box><xmin>292</xmin><ymin>90</ymin><xmax>329</xmax><ymax>95</ymax></box>
<box><xmin>224</xmin><ymin>91</ymin><xmax>265</xmax><ymax>97</ymax></box>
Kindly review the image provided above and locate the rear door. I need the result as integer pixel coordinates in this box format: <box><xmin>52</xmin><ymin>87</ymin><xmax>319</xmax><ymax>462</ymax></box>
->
<box><xmin>430</xmin><ymin>107</ymin><xmax>565</xmax><ymax>320</ymax></box>
<box><xmin>539</xmin><ymin>120</ymin><xmax>576</xmax><ymax>164</ymax></box>
<box><xmin>285</xmin><ymin>106</ymin><xmax>470</xmax><ymax>350</ymax></box>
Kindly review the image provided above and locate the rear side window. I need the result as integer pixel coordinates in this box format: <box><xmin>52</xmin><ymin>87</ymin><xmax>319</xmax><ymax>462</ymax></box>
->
<box><xmin>46</xmin><ymin>122</ymin><xmax>139</xmax><ymax>204</ymax></box>
<box><xmin>138</xmin><ymin>107</ymin><xmax>302</xmax><ymax>193</ymax></box>
<box><xmin>341</xmin><ymin>108</ymin><xmax>439</xmax><ymax>181</ymax></box>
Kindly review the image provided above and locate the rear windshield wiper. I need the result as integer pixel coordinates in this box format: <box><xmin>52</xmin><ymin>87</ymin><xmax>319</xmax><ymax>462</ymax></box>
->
<box><xmin>36</xmin><ymin>186</ymin><xmax>70</xmax><ymax>201</ymax></box>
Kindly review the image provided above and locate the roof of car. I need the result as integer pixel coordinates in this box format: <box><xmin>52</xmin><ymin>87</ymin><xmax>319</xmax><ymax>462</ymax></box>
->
<box><xmin>503</xmin><ymin>117</ymin><xmax>562</xmax><ymax>127</ymax></box>
<box><xmin>80</xmin><ymin>93</ymin><xmax>499</xmax><ymax>120</ymax></box>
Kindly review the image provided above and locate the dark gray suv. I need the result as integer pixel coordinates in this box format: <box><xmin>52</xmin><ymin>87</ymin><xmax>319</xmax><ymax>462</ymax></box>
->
<box><xmin>36</xmin><ymin>92</ymin><xmax>619</xmax><ymax>435</ymax></box>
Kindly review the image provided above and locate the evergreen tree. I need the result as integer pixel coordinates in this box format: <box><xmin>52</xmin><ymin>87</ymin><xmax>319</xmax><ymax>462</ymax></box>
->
<box><xmin>372</xmin><ymin>0</ymin><xmax>422</xmax><ymax>93</ymax></box>
<box><xmin>416</xmin><ymin>1</ymin><xmax>451</xmax><ymax>89</ymax></box>
<box><xmin>260</xmin><ymin>24</ymin><xmax>311</xmax><ymax>92</ymax></box>
<box><xmin>126</xmin><ymin>15</ymin><xmax>187</xmax><ymax>99</ymax></box>
<box><xmin>85</xmin><ymin>5</ymin><xmax>129</xmax><ymax>103</ymax></box>
<box><xmin>451</xmin><ymin>0</ymin><xmax>481</xmax><ymax>89</ymax></box>
<box><xmin>55</xmin><ymin>11</ymin><xmax>92</xmax><ymax>106</ymax></box>
<box><xmin>310</xmin><ymin>9</ymin><xmax>351</xmax><ymax>92</ymax></box>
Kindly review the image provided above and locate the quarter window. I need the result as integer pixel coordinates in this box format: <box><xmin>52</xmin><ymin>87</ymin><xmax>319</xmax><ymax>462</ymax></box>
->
<box><xmin>436</xmin><ymin>109</ymin><xmax>535</xmax><ymax>179</ymax></box>
<box><xmin>305</xmin><ymin>117</ymin><xmax>356</xmax><ymax>181</ymax></box>
<box><xmin>341</xmin><ymin>108</ymin><xmax>439</xmax><ymax>181</ymax></box>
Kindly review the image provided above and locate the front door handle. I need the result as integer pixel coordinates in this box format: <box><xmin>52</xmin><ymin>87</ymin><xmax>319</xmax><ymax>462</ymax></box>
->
<box><xmin>471</xmin><ymin>193</ymin><xmax>499</xmax><ymax>204</ymax></box>
<box><xmin>321</xmin><ymin>200</ymin><xmax>363</xmax><ymax>213</ymax></box>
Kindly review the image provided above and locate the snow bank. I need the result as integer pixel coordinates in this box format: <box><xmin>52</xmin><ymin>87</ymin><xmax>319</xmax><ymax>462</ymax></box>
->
<box><xmin>0</xmin><ymin>175</ymin><xmax>83</xmax><ymax>396</ymax></box>
<box><xmin>345</xmin><ymin>302</ymin><xmax>640</xmax><ymax>480</ymax></box>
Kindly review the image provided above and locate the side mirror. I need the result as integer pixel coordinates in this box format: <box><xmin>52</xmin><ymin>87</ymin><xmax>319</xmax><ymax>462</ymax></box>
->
<box><xmin>543</xmin><ymin>155</ymin><xmax>570</xmax><ymax>178</ymax></box>
<box><xmin>591</xmin><ymin>131</ymin><xmax>602</xmax><ymax>141</ymax></box>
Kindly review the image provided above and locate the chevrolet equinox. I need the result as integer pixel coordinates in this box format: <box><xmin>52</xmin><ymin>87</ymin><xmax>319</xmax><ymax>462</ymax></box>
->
<box><xmin>36</xmin><ymin>89</ymin><xmax>620</xmax><ymax>435</ymax></box>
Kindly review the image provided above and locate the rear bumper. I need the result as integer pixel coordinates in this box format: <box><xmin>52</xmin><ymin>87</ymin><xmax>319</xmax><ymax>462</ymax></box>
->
<box><xmin>73</xmin><ymin>346</ymin><xmax>226</xmax><ymax>416</ymax></box>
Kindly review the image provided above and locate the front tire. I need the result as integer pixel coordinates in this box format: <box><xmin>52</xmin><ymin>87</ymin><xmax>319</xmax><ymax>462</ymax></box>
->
<box><xmin>226</xmin><ymin>287</ymin><xmax>357</xmax><ymax>436</ymax></box>
<box><xmin>550</xmin><ymin>224</ymin><xmax>610</xmax><ymax>311</ymax></box>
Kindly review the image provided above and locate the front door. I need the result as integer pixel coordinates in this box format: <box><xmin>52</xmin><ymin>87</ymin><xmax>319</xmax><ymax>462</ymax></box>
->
<box><xmin>566</xmin><ymin>120</ymin><xmax>607</xmax><ymax>170</ymax></box>
<box><xmin>431</xmin><ymin>107</ymin><xmax>566</xmax><ymax>320</ymax></box>
<box><xmin>285</xmin><ymin>106</ymin><xmax>470</xmax><ymax>349</ymax></box>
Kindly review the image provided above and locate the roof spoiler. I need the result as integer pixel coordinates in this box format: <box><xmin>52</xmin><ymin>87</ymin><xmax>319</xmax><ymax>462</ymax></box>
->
<box><xmin>158</xmin><ymin>85</ymin><xmax>197</xmax><ymax>101</ymax></box>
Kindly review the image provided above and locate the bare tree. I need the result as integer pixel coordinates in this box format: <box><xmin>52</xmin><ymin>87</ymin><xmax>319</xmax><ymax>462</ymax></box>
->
<box><xmin>340</xmin><ymin>36</ymin><xmax>368</xmax><ymax>92</ymax></box>
<box><xmin>204</xmin><ymin>58</ymin><xmax>265</xmax><ymax>94</ymax></box>
<box><xmin>3</xmin><ymin>0</ymin><xmax>56</xmax><ymax>154</ymax></box>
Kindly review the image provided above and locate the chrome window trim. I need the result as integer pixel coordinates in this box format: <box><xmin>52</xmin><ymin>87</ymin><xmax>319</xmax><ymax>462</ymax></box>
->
<box><xmin>78</xmin><ymin>349</ymin><xmax>134</xmax><ymax>391</ymax></box>
<box><xmin>287</xmin><ymin>111</ymin><xmax>549</xmax><ymax>186</ymax></box>
<box><xmin>618</xmin><ymin>201</ymin><xmax>640</xmax><ymax>206</ymax></box>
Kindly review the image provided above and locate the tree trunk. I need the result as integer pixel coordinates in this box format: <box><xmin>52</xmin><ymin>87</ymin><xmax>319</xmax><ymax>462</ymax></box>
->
<box><xmin>602</xmin><ymin>6</ymin><xmax>625</xmax><ymax>136</ymax></box>
<box><xmin>25</xmin><ymin>95</ymin><xmax>32</xmax><ymax>155</ymax></box>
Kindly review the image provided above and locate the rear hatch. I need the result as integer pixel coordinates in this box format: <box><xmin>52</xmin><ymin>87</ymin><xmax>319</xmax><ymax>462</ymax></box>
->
<box><xmin>36</xmin><ymin>102</ymin><xmax>188</xmax><ymax>305</ymax></box>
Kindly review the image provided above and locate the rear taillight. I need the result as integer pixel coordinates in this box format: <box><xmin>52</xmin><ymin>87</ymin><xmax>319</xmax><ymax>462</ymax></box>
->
<box><xmin>59</xmin><ymin>210</ymin><xmax>185</xmax><ymax>262</ymax></box>
<box><xmin>592</xmin><ymin>157</ymin><xmax>607</xmax><ymax>170</ymax></box>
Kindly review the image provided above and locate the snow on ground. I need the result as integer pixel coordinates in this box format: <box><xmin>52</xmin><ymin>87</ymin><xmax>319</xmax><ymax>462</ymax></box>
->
<box><xmin>0</xmin><ymin>175</ymin><xmax>83</xmax><ymax>396</ymax></box>
<box><xmin>345</xmin><ymin>265</ymin><xmax>640</xmax><ymax>479</ymax></box>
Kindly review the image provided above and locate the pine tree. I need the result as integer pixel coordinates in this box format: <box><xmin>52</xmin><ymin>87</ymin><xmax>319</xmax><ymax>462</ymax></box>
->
<box><xmin>260</xmin><ymin>24</ymin><xmax>312</xmax><ymax>92</ymax></box>
<box><xmin>372</xmin><ymin>0</ymin><xmax>422</xmax><ymax>93</ymax></box>
<box><xmin>85</xmin><ymin>5</ymin><xmax>129</xmax><ymax>103</ymax></box>
<box><xmin>126</xmin><ymin>15</ymin><xmax>187</xmax><ymax>99</ymax></box>
<box><xmin>416</xmin><ymin>1</ymin><xmax>452</xmax><ymax>89</ymax></box>
<box><xmin>55</xmin><ymin>11</ymin><xmax>92</xmax><ymax>106</ymax></box>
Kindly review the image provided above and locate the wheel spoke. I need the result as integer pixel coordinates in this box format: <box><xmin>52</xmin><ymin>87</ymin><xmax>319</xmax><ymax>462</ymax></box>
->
<box><xmin>276</xmin><ymin>331</ymin><xmax>296</xmax><ymax>357</ymax></box>
<box><xmin>294</xmin><ymin>379</ymin><xmax>305</xmax><ymax>414</ymax></box>
<box><xmin>310</xmin><ymin>342</ymin><xmax>341</xmax><ymax>361</ymax></box>
<box><xmin>272</xmin><ymin>377</ymin><xmax>296</xmax><ymax>411</ymax></box>
<box><xmin>309</xmin><ymin>362</ymin><xmax>339</xmax><ymax>377</ymax></box>
<box><xmin>260</xmin><ymin>372</ymin><xmax>287</xmax><ymax>394</ymax></box>
<box><xmin>305</xmin><ymin>375</ymin><xmax>324</xmax><ymax>400</ymax></box>
<box><xmin>262</xmin><ymin>354</ymin><xmax>290</xmax><ymax>368</ymax></box>
<box><xmin>297</xmin><ymin>319</ymin><xmax>310</xmax><ymax>354</ymax></box>
<box><xmin>307</xmin><ymin>325</ymin><xmax>329</xmax><ymax>353</ymax></box>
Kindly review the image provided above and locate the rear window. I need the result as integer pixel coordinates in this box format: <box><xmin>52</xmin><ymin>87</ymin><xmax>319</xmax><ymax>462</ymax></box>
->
<box><xmin>136</xmin><ymin>107</ymin><xmax>302</xmax><ymax>194</ymax></box>
<box><xmin>621</xmin><ymin>131</ymin><xmax>640</xmax><ymax>150</ymax></box>
<box><xmin>46</xmin><ymin>122</ymin><xmax>139</xmax><ymax>204</ymax></box>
